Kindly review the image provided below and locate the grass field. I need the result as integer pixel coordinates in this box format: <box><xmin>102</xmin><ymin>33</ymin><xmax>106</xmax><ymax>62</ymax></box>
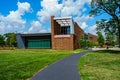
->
<box><xmin>0</xmin><ymin>49</ymin><xmax>84</xmax><ymax>80</ymax></box>
<box><xmin>79</xmin><ymin>50</ymin><xmax>120</xmax><ymax>80</ymax></box>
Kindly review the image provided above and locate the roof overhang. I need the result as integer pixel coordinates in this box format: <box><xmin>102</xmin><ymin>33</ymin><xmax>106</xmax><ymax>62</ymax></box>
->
<box><xmin>20</xmin><ymin>33</ymin><xmax>51</xmax><ymax>37</ymax></box>
<box><xmin>54</xmin><ymin>17</ymin><xmax>72</xmax><ymax>26</ymax></box>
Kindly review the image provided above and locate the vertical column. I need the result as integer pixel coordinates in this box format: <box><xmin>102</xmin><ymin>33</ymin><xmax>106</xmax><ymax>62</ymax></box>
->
<box><xmin>70</xmin><ymin>19</ymin><xmax>74</xmax><ymax>34</ymax></box>
<box><xmin>16</xmin><ymin>34</ymin><xmax>25</xmax><ymax>49</ymax></box>
<box><xmin>51</xmin><ymin>16</ymin><xmax>55</xmax><ymax>49</ymax></box>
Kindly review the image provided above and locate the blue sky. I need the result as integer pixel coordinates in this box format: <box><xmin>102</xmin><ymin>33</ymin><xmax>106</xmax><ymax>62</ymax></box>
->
<box><xmin>0</xmin><ymin>0</ymin><xmax>110</xmax><ymax>35</ymax></box>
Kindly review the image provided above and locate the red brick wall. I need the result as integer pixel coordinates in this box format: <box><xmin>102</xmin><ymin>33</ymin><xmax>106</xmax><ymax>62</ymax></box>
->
<box><xmin>51</xmin><ymin>16</ymin><xmax>84</xmax><ymax>50</ymax></box>
<box><xmin>88</xmin><ymin>33</ymin><xmax>97</xmax><ymax>42</ymax></box>
<box><xmin>51</xmin><ymin>16</ymin><xmax>74</xmax><ymax>50</ymax></box>
<box><xmin>53</xmin><ymin>35</ymin><xmax>74</xmax><ymax>50</ymax></box>
<box><xmin>74</xmin><ymin>22</ymin><xmax>84</xmax><ymax>49</ymax></box>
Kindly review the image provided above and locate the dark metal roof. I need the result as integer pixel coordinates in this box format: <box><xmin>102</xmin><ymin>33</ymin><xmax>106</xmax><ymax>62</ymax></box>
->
<box><xmin>20</xmin><ymin>33</ymin><xmax>51</xmax><ymax>37</ymax></box>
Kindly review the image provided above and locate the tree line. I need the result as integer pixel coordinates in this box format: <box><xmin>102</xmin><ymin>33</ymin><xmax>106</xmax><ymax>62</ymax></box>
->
<box><xmin>0</xmin><ymin>33</ymin><xmax>17</xmax><ymax>47</ymax></box>
<box><xmin>90</xmin><ymin>0</ymin><xmax>120</xmax><ymax>47</ymax></box>
<box><xmin>80</xmin><ymin>0</ymin><xmax>120</xmax><ymax>48</ymax></box>
<box><xmin>79</xmin><ymin>31</ymin><xmax>118</xmax><ymax>49</ymax></box>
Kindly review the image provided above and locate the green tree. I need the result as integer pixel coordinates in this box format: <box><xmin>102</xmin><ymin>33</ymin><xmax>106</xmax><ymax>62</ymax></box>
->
<box><xmin>105</xmin><ymin>31</ymin><xmax>115</xmax><ymax>46</ymax></box>
<box><xmin>79</xmin><ymin>35</ymin><xmax>97</xmax><ymax>48</ymax></box>
<box><xmin>79</xmin><ymin>36</ymin><xmax>85</xmax><ymax>48</ymax></box>
<box><xmin>0</xmin><ymin>35</ymin><xmax>5</xmax><ymax>46</ymax></box>
<box><xmin>10</xmin><ymin>33</ymin><xmax>17</xmax><ymax>47</ymax></box>
<box><xmin>4</xmin><ymin>33</ymin><xmax>17</xmax><ymax>47</ymax></box>
<box><xmin>97</xmin><ymin>32</ymin><xmax>105</xmax><ymax>47</ymax></box>
<box><xmin>90</xmin><ymin>0</ymin><xmax>120</xmax><ymax>47</ymax></box>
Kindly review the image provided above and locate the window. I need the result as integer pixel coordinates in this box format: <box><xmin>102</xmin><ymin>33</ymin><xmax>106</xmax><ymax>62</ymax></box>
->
<box><xmin>89</xmin><ymin>37</ymin><xmax>93</xmax><ymax>40</ymax></box>
<box><xmin>61</xmin><ymin>26</ymin><xmax>70</xmax><ymax>34</ymax></box>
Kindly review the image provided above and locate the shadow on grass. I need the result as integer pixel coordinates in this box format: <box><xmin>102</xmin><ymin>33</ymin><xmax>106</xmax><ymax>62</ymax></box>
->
<box><xmin>94</xmin><ymin>50</ymin><xmax>120</xmax><ymax>54</ymax></box>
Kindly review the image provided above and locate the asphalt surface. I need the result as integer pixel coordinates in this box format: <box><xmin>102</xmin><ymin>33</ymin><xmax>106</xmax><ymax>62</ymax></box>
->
<box><xmin>31</xmin><ymin>51</ymin><xmax>89</xmax><ymax>80</ymax></box>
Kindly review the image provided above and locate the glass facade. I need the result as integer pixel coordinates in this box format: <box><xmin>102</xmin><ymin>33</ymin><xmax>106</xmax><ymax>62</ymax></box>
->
<box><xmin>61</xmin><ymin>26</ymin><xmax>70</xmax><ymax>34</ymax></box>
<box><xmin>28</xmin><ymin>39</ymin><xmax>51</xmax><ymax>48</ymax></box>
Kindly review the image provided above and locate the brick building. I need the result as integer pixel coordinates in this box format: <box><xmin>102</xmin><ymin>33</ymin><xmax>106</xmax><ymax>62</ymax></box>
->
<box><xmin>16</xmin><ymin>16</ymin><xmax>85</xmax><ymax>50</ymax></box>
<box><xmin>88</xmin><ymin>33</ymin><xmax>98</xmax><ymax>42</ymax></box>
<box><xmin>51</xmin><ymin>16</ymin><xmax>84</xmax><ymax>50</ymax></box>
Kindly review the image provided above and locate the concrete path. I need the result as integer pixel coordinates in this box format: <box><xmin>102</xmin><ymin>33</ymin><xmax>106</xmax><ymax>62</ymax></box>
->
<box><xmin>31</xmin><ymin>51</ymin><xmax>89</xmax><ymax>80</ymax></box>
<box><xmin>92</xmin><ymin>47</ymin><xmax>120</xmax><ymax>51</ymax></box>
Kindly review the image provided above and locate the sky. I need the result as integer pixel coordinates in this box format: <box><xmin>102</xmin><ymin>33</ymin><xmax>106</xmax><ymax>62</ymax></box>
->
<box><xmin>0</xmin><ymin>0</ymin><xmax>110</xmax><ymax>35</ymax></box>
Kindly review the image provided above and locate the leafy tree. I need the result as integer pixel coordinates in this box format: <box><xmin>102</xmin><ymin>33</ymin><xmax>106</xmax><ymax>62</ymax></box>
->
<box><xmin>90</xmin><ymin>0</ymin><xmax>120</xmax><ymax>47</ymax></box>
<box><xmin>97</xmin><ymin>32</ymin><xmax>105</xmax><ymax>47</ymax></box>
<box><xmin>4</xmin><ymin>33</ymin><xmax>10</xmax><ymax>46</ymax></box>
<box><xmin>79</xmin><ymin>35</ymin><xmax>98</xmax><ymax>48</ymax></box>
<box><xmin>105</xmin><ymin>31</ymin><xmax>115</xmax><ymax>46</ymax></box>
<box><xmin>0</xmin><ymin>35</ymin><xmax>5</xmax><ymax>46</ymax></box>
<box><xmin>79</xmin><ymin>36</ymin><xmax>87</xmax><ymax>48</ymax></box>
<box><xmin>10</xmin><ymin>33</ymin><xmax>17</xmax><ymax>47</ymax></box>
<box><xmin>4</xmin><ymin>33</ymin><xmax>17</xmax><ymax>47</ymax></box>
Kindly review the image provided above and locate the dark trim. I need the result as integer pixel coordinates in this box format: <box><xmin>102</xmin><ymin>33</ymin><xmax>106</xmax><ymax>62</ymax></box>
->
<box><xmin>20</xmin><ymin>33</ymin><xmax>51</xmax><ymax>37</ymax></box>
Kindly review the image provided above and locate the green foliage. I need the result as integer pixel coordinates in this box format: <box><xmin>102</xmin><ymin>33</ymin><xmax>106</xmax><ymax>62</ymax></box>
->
<box><xmin>79</xmin><ymin>50</ymin><xmax>120</xmax><ymax>80</ymax></box>
<box><xmin>105</xmin><ymin>31</ymin><xmax>116</xmax><ymax>46</ymax></box>
<box><xmin>90</xmin><ymin>0</ymin><xmax>120</xmax><ymax>47</ymax></box>
<box><xmin>88</xmin><ymin>41</ymin><xmax>98</xmax><ymax>47</ymax></box>
<box><xmin>10</xmin><ymin>33</ymin><xmax>17</xmax><ymax>47</ymax></box>
<box><xmin>79</xmin><ymin>36</ymin><xmax>88</xmax><ymax>48</ymax></box>
<box><xmin>79</xmin><ymin>36</ymin><xmax>98</xmax><ymax>48</ymax></box>
<box><xmin>90</xmin><ymin>0</ymin><xmax>120</xmax><ymax>17</ymax></box>
<box><xmin>0</xmin><ymin>35</ymin><xmax>5</xmax><ymax>46</ymax></box>
<box><xmin>4</xmin><ymin>33</ymin><xmax>17</xmax><ymax>47</ymax></box>
<box><xmin>97</xmin><ymin>32</ymin><xmax>105</xmax><ymax>47</ymax></box>
<box><xmin>96</xmin><ymin>19</ymin><xmax>118</xmax><ymax>35</ymax></box>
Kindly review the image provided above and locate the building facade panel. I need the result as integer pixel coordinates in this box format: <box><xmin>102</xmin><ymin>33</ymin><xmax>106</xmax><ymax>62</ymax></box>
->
<box><xmin>16</xmin><ymin>33</ymin><xmax>51</xmax><ymax>49</ymax></box>
<box><xmin>88</xmin><ymin>33</ymin><xmax>98</xmax><ymax>42</ymax></box>
<box><xmin>16</xmin><ymin>16</ymin><xmax>96</xmax><ymax>50</ymax></box>
<box><xmin>51</xmin><ymin>16</ymin><xmax>83</xmax><ymax>50</ymax></box>
<box><xmin>74</xmin><ymin>22</ymin><xmax>84</xmax><ymax>49</ymax></box>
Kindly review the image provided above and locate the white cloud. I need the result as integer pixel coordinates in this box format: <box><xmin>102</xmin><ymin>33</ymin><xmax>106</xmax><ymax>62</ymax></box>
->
<box><xmin>0</xmin><ymin>2</ymin><xmax>31</xmax><ymax>34</ymax></box>
<box><xmin>0</xmin><ymin>0</ymin><xmax>94</xmax><ymax>34</ymax></box>
<box><xmin>74</xmin><ymin>15</ymin><xmax>93</xmax><ymax>32</ymax></box>
<box><xmin>61</xmin><ymin>0</ymin><xmax>90</xmax><ymax>17</ymax></box>
<box><xmin>35</xmin><ymin>0</ymin><xmax>92</xmax><ymax>33</ymax></box>
<box><xmin>28</xmin><ymin>21</ymin><xmax>47</xmax><ymax>33</ymax></box>
<box><xmin>37</xmin><ymin>0</ymin><xmax>62</xmax><ymax>23</ymax></box>
<box><xmin>81</xmin><ymin>22</ymin><xmax>88</xmax><ymax>29</ymax></box>
<box><xmin>37</xmin><ymin>0</ymin><xmax>92</xmax><ymax>22</ymax></box>
<box><xmin>88</xmin><ymin>25</ymin><xmax>97</xmax><ymax>35</ymax></box>
<box><xmin>74</xmin><ymin>15</ymin><xmax>93</xmax><ymax>24</ymax></box>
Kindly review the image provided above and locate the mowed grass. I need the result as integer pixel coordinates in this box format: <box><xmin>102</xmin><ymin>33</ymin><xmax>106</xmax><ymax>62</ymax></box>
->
<box><xmin>79</xmin><ymin>50</ymin><xmax>120</xmax><ymax>80</ymax></box>
<box><xmin>0</xmin><ymin>49</ymin><xmax>83</xmax><ymax>80</ymax></box>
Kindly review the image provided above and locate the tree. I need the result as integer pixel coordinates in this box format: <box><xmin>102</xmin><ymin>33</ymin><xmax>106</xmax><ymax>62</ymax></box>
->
<box><xmin>105</xmin><ymin>31</ymin><xmax>115</xmax><ymax>46</ymax></box>
<box><xmin>79</xmin><ymin>36</ymin><xmax>88</xmax><ymax>48</ymax></box>
<box><xmin>0</xmin><ymin>35</ymin><xmax>5</xmax><ymax>46</ymax></box>
<box><xmin>10</xmin><ymin>33</ymin><xmax>17</xmax><ymax>47</ymax></box>
<box><xmin>90</xmin><ymin>0</ymin><xmax>120</xmax><ymax>47</ymax></box>
<box><xmin>97</xmin><ymin>32</ymin><xmax>105</xmax><ymax>47</ymax></box>
<box><xmin>79</xmin><ymin>35</ymin><xmax>98</xmax><ymax>48</ymax></box>
<box><xmin>4</xmin><ymin>33</ymin><xmax>17</xmax><ymax>47</ymax></box>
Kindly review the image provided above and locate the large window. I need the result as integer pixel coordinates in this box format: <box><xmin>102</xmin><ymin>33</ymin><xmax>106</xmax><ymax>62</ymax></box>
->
<box><xmin>61</xmin><ymin>26</ymin><xmax>70</xmax><ymax>34</ymax></box>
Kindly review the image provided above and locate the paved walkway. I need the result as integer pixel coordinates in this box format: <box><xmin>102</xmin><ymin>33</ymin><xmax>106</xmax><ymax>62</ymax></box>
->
<box><xmin>92</xmin><ymin>47</ymin><xmax>120</xmax><ymax>51</ymax></box>
<box><xmin>30</xmin><ymin>51</ymin><xmax>89</xmax><ymax>80</ymax></box>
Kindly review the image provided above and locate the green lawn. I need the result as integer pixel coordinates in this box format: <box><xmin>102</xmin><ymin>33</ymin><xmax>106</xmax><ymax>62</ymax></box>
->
<box><xmin>79</xmin><ymin>50</ymin><xmax>120</xmax><ymax>80</ymax></box>
<box><xmin>0</xmin><ymin>49</ymin><xmax>83</xmax><ymax>80</ymax></box>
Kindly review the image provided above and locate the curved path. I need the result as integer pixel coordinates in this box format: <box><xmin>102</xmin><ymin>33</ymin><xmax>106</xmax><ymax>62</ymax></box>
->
<box><xmin>31</xmin><ymin>51</ymin><xmax>89</xmax><ymax>80</ymax></box>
